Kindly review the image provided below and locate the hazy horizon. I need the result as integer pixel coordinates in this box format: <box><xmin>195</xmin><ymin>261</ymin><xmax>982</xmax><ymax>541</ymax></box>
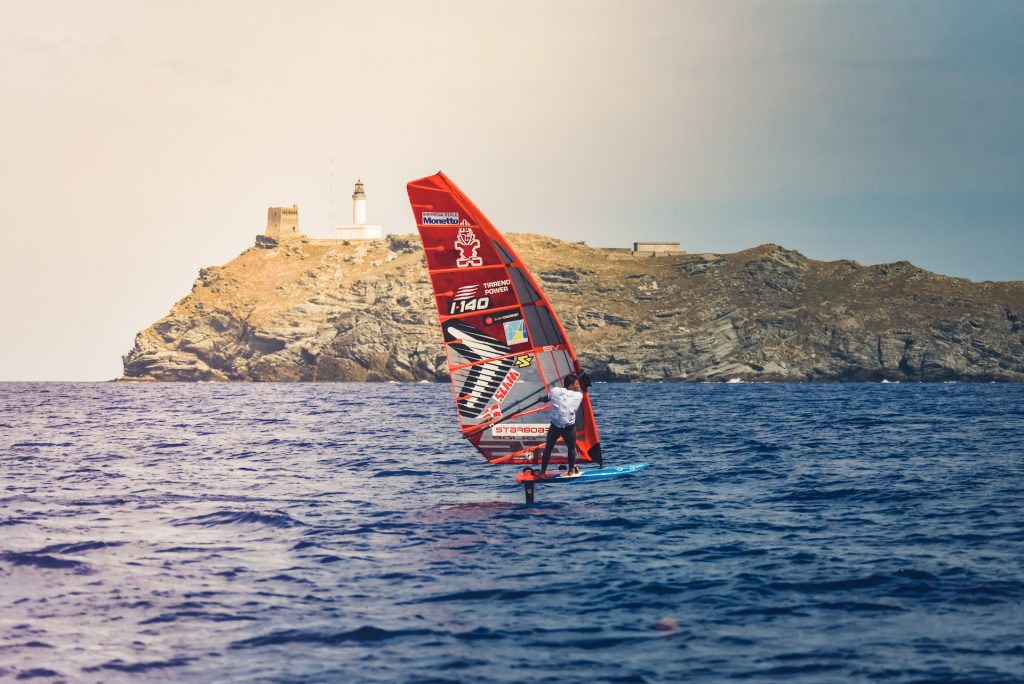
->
<box><xmin>1</xmin><ymin>0</ymin><xmax>1021</xmax><ymax>380</ymax></box>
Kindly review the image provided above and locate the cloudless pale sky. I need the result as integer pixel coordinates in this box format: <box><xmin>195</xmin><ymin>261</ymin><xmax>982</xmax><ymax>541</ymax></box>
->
<box><xmin>1</xmin><ymin>0</ymin><xmax>1021</xmax><ymax>380</ymax></box>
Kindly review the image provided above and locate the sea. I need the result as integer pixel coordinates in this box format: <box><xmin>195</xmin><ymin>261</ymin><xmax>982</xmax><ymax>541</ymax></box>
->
<box><xmin>1</xmin><ymin>382</ymin><xmax>1022</xmax><ymax>683</ymax></box>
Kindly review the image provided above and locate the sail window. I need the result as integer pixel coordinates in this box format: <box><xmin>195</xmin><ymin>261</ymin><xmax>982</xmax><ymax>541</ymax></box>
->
<box><xmin>492</xmin><ymin>240</ymin><xmax>516</xmax><ymax>266</ymax></box>
<box><xmin>538</xmin><ymin>347</ymin><xmax>574</xmax><ymax>389</ymax></box>
<box><xmin>523</xmin><ymin>304</ymin><xmax>564</xmax><ymax>347</ymax></box>
<box><xmin>509</xmin><ymin>267</ymin><xmax>540</xmax><ymax>304</ymax></box>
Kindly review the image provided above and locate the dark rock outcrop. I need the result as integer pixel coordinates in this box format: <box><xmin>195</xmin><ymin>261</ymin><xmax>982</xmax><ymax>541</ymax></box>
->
<box><xmin>122</xmin><ymin>235</ymin><xmax>1024</xmax><ymax>382</ymax></box>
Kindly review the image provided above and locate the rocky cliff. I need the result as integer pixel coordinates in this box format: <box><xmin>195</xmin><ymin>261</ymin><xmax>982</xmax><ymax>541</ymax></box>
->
<box><xmin>122</xmin><ymin>234</ymin><xmax>1024</xmax><ymax>382</ymax></box>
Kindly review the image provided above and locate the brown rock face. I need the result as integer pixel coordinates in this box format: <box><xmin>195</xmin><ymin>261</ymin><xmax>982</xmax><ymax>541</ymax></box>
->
<box><xmin>122</xmin><ymin>235</ymin><xmax>1024</xmax><ymax>382</ymax></box>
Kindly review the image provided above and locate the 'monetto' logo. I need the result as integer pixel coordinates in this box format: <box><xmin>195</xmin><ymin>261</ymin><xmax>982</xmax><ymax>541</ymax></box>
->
<box><xmin>422</xmin><ymin>212</ymin><xmax>460</xmax><ymax>225</ymax></box>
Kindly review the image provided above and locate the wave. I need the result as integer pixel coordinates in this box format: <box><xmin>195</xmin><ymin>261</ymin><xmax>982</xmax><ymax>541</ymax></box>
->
<box><xmin>770</xmin><ymin>487</ymin><xmax>875</xmax><ymax>502</ymax></box>
<box><xmin>371</xmin><ymin>469</ymin><xmax>425</xmax><ymax>478</ymax></box>
<box><xmin>813</xmin><ymin>600</ymin><xmax>906</xmax><ymax>612</ymax></box>
<box><xmin>230</xmin><ymin>626</ymin><xmax>435</xmax><ymax>649</ymax></box>
<box><xmin>173</xmin><ymin>510</ymin><xmax>307</xmax><ymax>529</ymax></box>
<box><xmin>412</xmin><ymin>587</ymin><xmax>548</xmax><ymax>604</ymax></box>
<box><xmin>769</xmin><ymin>574</ymin><xmax>893</xmax><ymax>592</ymax></box>
<box><xmin>83</xmin><ymin>657</ymin><xmax>196</xmax><ymax>673</ymax></box>
<box><xmin>584</xmin><ymin>516</ymin><xmax>647</xmax><ymax>529</ymax></box>
<box><xmin>67</xmin><ymin>497</ymin><xmax>127</xmax><ymax>507</ymax></box>
<box><xmin>9</xmin><ymin>669</ymin><xmax>63</xmax><ymax>680</ymax></box>
<box><xmin>736</xmin><ymin>663</ymin><xmax>845</xmax><ymax>677</ymax></box>
<box><xmin>140</xmin><ymin>610</ymin><xmax>259</xmax><ymax>625</ymax></box>
<box><xmin>34</xmin><ymin>540</ymin><xmax>126</xmax><ymax>555</ymax></box>
<box><xmin>0</xmin><ymin>551</ymin><xmax>90</xmax><ymax>573</ymax></box>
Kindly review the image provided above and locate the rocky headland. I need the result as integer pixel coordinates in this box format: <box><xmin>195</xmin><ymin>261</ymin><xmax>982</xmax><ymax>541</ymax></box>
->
<box><xmin>122</xmin><ymin>234</ymin><xmax>1024</xmax><ymax>382</ymax></box>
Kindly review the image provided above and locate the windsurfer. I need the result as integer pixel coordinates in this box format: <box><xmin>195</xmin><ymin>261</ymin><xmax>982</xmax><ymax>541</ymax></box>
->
<box><xmin>538</xmin><ymin>373</ymin><xmax>590</xmax><ymax>478</ymax></box>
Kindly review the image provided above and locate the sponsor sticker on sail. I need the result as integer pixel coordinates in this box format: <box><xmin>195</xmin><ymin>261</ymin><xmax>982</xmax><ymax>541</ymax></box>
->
<box><xmin>484</xmin><ymin>310</ymin><xmax>522</xmax><ymax>325</ymax></box>
<box><xmin>490</xmin><ymin>423</ymin><xmax>549</xmax><ymax>440</ymax></box>
<box><xmin>454</xmin><ymin>284</ymin><xmax>478</xmax><ymax>300</ymax></box>
<box><xmin>492</xmin><ymin>369</ymin><xmax>521</xmax><ymax>403</ymax></box>
<box><xmin>503</xmin><ymin>319</ymin><xmax>529</xmax><ymax>346</ymax></box>
<box><xmin>422</xmin><ymin>212</ymin><xmax>460</xmax><ymax>225</ymax></box>
<box><xmin>455</xmin><ymin>226</ymin><xmax>483</xmax><ymax>268</ymax></box>
<box><xmin>448</xmin><ymin>284</ymin><xmax>490</xmax><ymax>314</ymax></box>
<box><xmin>483</xmin><ymin>279</ymin><xmax>510</xmax><ymax>295</ymax></box>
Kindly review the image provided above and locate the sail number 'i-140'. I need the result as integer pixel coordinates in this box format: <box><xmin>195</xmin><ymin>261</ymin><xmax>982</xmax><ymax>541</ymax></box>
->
<box><xmin>448</xmin><ymin>296</ymin><xmax>489</xmax><ymax>315</ymax></box>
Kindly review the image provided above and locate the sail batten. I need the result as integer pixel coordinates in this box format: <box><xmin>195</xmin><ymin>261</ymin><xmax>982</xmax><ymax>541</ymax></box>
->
<box><xmin>406</xmin><ymin>172</ymin><xmax>601</xmax><ymax>466</ymax></box>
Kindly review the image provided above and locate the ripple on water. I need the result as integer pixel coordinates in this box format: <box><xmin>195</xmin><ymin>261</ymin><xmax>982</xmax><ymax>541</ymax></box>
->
<box><xmin>0</xmin><ymin>552</ymin><xmax>91</xmax><ymax>573</ymax></box>
<box><xmin>172</xmin><ymin>510</ymin><xmax>307</xmax><ymax>529</ymax></box>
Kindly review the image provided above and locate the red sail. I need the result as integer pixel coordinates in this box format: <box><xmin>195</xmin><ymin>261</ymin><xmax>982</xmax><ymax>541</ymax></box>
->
<box><xmin>407</xmin><ymin>172</ymin><xmax>601</xmax><ymax>467</ymax></box>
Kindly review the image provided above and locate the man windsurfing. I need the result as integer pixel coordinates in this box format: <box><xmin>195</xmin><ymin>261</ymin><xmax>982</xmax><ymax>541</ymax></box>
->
<box><xmin>538</xmin><ymin>372</ymin><xmax>591</xmax><ymax>479</ymax></box>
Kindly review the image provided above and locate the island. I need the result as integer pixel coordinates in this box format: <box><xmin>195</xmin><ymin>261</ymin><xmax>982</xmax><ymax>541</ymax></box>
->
<box><xmin>122</xmin><ymin>216</ymin><xmax>1024</xmax><ymax>383</ymax></box>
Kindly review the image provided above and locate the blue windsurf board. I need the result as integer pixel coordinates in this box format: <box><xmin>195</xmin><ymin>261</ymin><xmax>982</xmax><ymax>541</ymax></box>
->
<box><xmin>515</xmin><ymin>462</ymin><xmax>649</xmax><ymax>484</ymax></box>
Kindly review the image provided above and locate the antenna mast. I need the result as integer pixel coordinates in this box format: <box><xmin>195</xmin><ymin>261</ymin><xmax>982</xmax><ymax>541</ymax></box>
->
<box><xmin>328</xmin><ymin>156</ymin><xmax>335</xmax><ymax>227</ymax></box>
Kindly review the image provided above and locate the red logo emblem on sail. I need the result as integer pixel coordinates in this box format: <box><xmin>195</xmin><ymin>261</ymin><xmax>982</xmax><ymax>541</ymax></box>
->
<box><xmin>455</xmin><ymin>226</ymin><xmax>483</xmax><ymax>268</ymax></box>
<box><xmin>492</xmin><ymin>369</ymin><xmax>521</xmax><ymax>403</ymax></box>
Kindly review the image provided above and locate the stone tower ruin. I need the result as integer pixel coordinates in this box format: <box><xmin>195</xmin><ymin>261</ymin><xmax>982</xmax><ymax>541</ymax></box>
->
<box><xmin>265</xmin><ymin>205</ymin><xmax>301</xmax><ymax>240</ymax></box>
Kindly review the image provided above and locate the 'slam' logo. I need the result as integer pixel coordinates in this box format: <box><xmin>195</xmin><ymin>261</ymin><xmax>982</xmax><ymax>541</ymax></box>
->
<box><xmin>492</xmin><ymin>369</ymin><xmax>521</xmax><ymax>403</ymax></box>
<box><xmin>455</xmin><ymin>226</ymin><xmax>483</xmax><ymax>268</ymax></box>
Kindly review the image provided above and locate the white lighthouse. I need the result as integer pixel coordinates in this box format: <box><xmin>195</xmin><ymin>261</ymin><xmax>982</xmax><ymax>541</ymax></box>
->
<box><xmin>336</xmin><ymin>179</ymin><xmax>383</xmax><ymax>240</ymax></box>
<box><xmin>352</xmin><ymin>179</ymin><xmax>366</xmax><ymax>226</ymax></box>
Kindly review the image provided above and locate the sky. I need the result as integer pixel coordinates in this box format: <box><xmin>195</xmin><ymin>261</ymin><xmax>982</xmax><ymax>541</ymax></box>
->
<box><xmin>0</xmin><ymin>0</ymin><xmax>1021</xmax><ymax>380</ymax></box>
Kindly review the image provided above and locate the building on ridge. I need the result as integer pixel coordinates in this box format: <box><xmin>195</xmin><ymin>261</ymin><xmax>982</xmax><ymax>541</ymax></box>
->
<box><xmin>632</xmin><ymin>241</ymin><xmax>681</xmax><ymax>257</ymax></box>
<box><xmin>336</xmin><ymin>179</ymin><xmax>384</xmax><ymax>240</ymax></box>
<box><xmin>265</xmin><ymin>205</ymin><xmax>302</xmax><ymax>240</ymax></box>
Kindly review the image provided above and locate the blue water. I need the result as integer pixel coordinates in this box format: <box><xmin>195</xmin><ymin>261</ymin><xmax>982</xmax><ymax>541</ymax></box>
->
<box><xmin>1</xmin><ymin>382</ymin><xmax>1022</xmax><ymax>683</ymax></box>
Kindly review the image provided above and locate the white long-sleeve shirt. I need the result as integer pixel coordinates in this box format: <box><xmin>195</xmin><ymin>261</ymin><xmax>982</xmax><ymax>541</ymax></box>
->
<box><xmin>549</xmin><ymin>387</ymin><xmax>583</xmax><ymax>428</ymax></box>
